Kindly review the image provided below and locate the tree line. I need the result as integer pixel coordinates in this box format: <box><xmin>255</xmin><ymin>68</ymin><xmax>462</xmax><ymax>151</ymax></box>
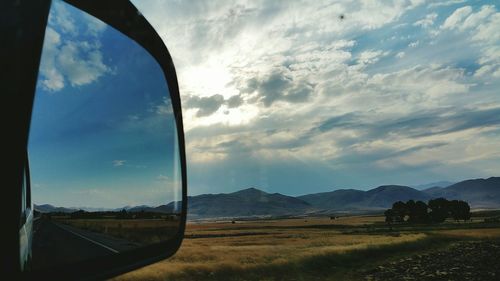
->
<box><xmin>384</xmin><ymin>198</ymin><xmax>471</xmax><ymax>224</ymax></box>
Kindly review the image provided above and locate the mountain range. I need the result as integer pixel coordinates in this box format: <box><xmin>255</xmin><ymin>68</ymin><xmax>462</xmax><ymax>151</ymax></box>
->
<box><xmin>35</xmin><ymin>177</ymin><xmax>500</xmax><ymax>219</ymax></box>
<box><xmin>34</xmin><ymin>202</ymin><xmax>179</xmax><ymax>214</ymax></box>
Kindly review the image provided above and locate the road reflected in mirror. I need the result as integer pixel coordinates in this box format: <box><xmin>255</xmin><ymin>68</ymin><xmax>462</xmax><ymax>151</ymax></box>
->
<box><xmin>25</xmin><ymin>0</ymin><xmax>181</xmax><ymax>270</ymax></box>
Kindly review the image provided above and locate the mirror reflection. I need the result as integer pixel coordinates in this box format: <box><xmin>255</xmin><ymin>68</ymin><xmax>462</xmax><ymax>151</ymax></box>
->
<box><xmin>25</xmin><ymin>0</ymin><xmax>181</xmax><ymax>270</ymax></box>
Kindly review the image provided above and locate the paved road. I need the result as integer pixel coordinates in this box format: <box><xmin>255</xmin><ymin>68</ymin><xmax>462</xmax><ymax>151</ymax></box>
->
<box><xmin>32</xmin><ymin>219</ymin><xmax>139</xmax><ymax>270</ymax></box>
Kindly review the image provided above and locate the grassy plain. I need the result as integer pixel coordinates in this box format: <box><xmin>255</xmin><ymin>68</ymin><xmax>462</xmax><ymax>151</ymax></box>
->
<box><xmin>112</xmin><ymin>213</ymin><xmax>500</xmax><ymax>281</ymax></box>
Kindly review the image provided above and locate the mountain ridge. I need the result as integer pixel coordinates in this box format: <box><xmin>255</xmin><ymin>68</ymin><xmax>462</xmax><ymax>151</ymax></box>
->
<box><xmin>35</xmin><ymin>177</ymin><xmax>500</xmax><ymax>218</ymax></box>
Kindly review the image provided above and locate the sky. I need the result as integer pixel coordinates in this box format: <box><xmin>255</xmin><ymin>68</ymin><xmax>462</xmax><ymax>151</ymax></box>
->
<box><xmin>131</xmin><ymin>0</ymin><xmax>500</xmax><ymax>196</ymax></box>
<box><xmin>29</xmin><ymin>0</ymin><xmax>181</xmax><ymax>208</ymax></box>
<box><xmin>29</xmin><ymin>0</ymin><xmax>500</xmax><ymax>207</ymax></box>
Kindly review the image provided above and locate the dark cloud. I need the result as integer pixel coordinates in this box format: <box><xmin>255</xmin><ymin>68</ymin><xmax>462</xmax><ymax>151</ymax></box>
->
<box><xmin>184</xmin><ymin>94</ymin><xmax>248</xmax><ymax>117</ymax></box>
<box><xmin>227</xmin><ymin>95</ymin><xmax>244</xmax><ymax>108</ymax></box>
<box><xmin>259</xmin><ymin>71</ymin><xmax>293</xmax><ymax>106</ymax></box>
<box><xmin>413</xmin><ymin>107</ymin><xmax>500</xmax><ymax>137</ymax></box>
<box><xmin>186</xmin><ymin>94</ymin><xmax>225</xmax><ymax>117</ymax></box>
<box><xmin>317</xmin><ymin>113</ymin><xmax>360</xmax><ymax>132</ymax></box>
<box><xmin>244</xmin><ymin>70</ymin><xmax>314</xmax><ymax>107</ymax></box>
<box><xmin>331</xmin><ymin>142</ymin><xmax>449</xmax><ymax>166</ymax></box>
<box><xmin>314</xmin><ymin>107</ymin><xmax>500</xmax><ymax>142</ymax></box>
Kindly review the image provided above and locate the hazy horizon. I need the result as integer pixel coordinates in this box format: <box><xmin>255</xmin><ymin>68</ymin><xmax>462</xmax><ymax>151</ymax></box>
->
<box><xmin>34</xmin><ymin>175</ymin><xmax>500</xmax><ymax>209</ymax></box>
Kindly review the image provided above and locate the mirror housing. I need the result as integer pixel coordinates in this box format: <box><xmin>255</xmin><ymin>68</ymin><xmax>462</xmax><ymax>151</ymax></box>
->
<box><xmin>1</xmin><ymin>0</ymin><xmax>187</xmax><ymax>279</ymax></box>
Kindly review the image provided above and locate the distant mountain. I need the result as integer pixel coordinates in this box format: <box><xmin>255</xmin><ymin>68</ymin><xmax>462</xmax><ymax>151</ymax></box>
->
<box><xmin>188</xmin><ymin>187</ymin><xmax>311</xmax><ymax>218</ymax></box>
<box><xmin>297</xmin><ymin>189</ymin><xmax>366</xmax><ymax>210</ymax></box>
<box><xmin>412</xmin><ymin>181</ymin><xmax>454</xmax><ymax>190</ymax></box>
<box><xmin>35</xmin><ymin>177</ymin><xmax>499</xmax><ymax>219</ymax></box>
<box><xmin>125</xmin><ymin>205</ymin><xmax>154</xmax><ymax>212</ymax></box>
<box><xmin>34</xmin><ymin>204</ymin><xmax>78</xmax><ymax>213</ymax></box>
<box><xmin>70</xmin><ymin>206</ymin><xmax>115</xmax><ymax>212</ymax></box>
<box><xmin>422</xmin><ymin>177</ymin><xmax>500</xmax><ymax>208</ymax></box>
<box><xmin>34</xmin><ymin>203</ymin><xmax>179</xmax><ymax>214</ymax></box>
<box><xmin>299</xmin><ymin>178</ymin><xmax>500</xmax><ymax>211</ymax></box>
<box><xmin>126</xmin><ymin>203</ymin><xmax>180</xmax><ymax>214</ymax></box>
<box><xmin>362</xmin><ymin>185</ymin><xmax>431</xmax><ymax>208</ymax></box>
<box><xmin>422</xmin><ymin>186</ymin><xmax>443</xmax><ymax>195</ymax></box>
<box><xmin>298</xmin><ymin>185</ymin><xmax>430</xmax><ymax>211</ymax></box>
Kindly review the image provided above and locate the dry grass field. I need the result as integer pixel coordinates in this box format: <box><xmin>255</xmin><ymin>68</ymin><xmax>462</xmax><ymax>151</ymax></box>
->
<box><xmin>110</xmin><ymin>213</ymin><xmax>500</xmax><ymax>281</ymax></box>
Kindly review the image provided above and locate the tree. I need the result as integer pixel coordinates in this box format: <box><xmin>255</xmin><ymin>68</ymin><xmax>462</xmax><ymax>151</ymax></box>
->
<box><xmin>449</xmin><ymin>200</ymin><xmax>471</xmax><ymax>222</ymax></box>
<box><xmin>392</xmin><ymin>201</ymin><xmax>408</xmax><ymax>222</ymax></box>
<box><xmin>428</xmin><ymin>198</ymin><xmax>449</xmax><ymax>223</ymax></box>
<box><xmin>384</xmin><ymin>209</ymin><xmax>395</xmax><ymax>223</ymax></box>
<box><xmin>386</xmin><ymin>197</ymin><xmax>470</xmax><ymax>225</ymax></box>
<box><xmin>407</xmin><ymin>200</ymin><xmax>429</xmax><ymax>223</ymax></box>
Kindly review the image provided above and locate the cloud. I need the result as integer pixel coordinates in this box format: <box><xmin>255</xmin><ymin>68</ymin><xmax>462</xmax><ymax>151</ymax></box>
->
<box><xmin>112</xmin><ymin>160</ymin><xmax>126</xmax><ymax>167</ymax></box>
<box><xmin>130</xmin><ymin>1</ymin><xmax>500</xmax><ymax>195</ymax></box>
<box><xmin>413</xmin><ymin>12</ymin><xmax>437</xmax><ymax>28</ymax></box>
<box><xmin>357</xmin><ymin>50</ymin><xmax>388</xmax><ymax>65</ymax></box>
<box><xmin>156</xmin><ymin>174</ymin><xmax>170</xmax><ymax>181</ymax></box>
<box><xmin>186</xmin><ymin>94</ymin><xmax>225</xmax><ymax>117</ymax></box>
<box><xmin>227</xmin><ymin>95</ymin><xmax>244</xmax><ymax>108</ymax></box>
<box><xmin>155</xmin><ymin>97</ymin><xmax>174</xmax><ymax>115</ymax></box>
<box><xmin>56</xmin><ymin>41</ymin><xmax>109</xmax><ymax>87</ymax></box>
<box><xmin>39</xmin><ymin>27</ymin><xmax>64</xmax><ymax>91</ymax></box>
<box><xmin>461</xmin><ymin>5</ymin><xmax>496</xmax><ymax>30</ymax></box>
<box><xmin>427</xmin><ymin>0</ymin><xmax>465</xmax><ymax>9</ymax></box>
<box><xmin>50</xmin><ymin>1</ymin><xmax>77</xmax><ymax>35</ymax></box>
<box><xmin>306</xmin><ymin>107</ymin><xmax>500</xmax><ymax>168</ymax></box>
<box><xmin>243</xmin><ymin>69</ymin><xmax>314</xmax><ymax>107</ymax></box>
<box><xmin>38</xmin><ymin>1</ymin><xmax>110</xmax><ymax>92</ymax></box>
<box><xmin>408</xmin><ymin>40</ymin><xmax>420</xmax><ymax>47</ymax></box>
<box><xmin>435</xmin><ymin>5</ymin><xmax>500</xmax><ymax>80</ymax></box>
<box><xmin>441</xmin><ymin>6</ymin><xmax>472</xmax><ymax>29</ymax></box>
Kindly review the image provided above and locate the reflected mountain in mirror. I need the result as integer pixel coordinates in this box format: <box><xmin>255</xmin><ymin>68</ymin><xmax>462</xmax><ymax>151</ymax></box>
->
<box><xmin>26</xmin><ymin>0</ymin><xmax>181</xmax><ymax>270</ymax></box>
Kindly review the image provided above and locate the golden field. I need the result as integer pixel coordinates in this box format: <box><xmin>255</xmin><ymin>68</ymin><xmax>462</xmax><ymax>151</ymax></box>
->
<box><xmin>111</xmin><ymin>214</ymin><xmax>500</xmax><ymax>281</ymax></box>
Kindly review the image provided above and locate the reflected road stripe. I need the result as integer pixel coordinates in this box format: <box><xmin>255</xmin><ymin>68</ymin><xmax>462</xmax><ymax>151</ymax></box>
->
<box><xmin>53</xmin><ymin>222</ymin><xmax>120</xmax><ymax>254</ymax></box>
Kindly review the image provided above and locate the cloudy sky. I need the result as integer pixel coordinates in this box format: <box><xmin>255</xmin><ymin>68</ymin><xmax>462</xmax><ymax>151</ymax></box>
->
<box><xmin>131</xmin><ymin>0</ymin><xmax>500</xmax><ymax>196</ymax></box>
<box><xmin>30</xmin><ymin>0</ymin><xmax>500</xmax><ymax>207</ymax></box>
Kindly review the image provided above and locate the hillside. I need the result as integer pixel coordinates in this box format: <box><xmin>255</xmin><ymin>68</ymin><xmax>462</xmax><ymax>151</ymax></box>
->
<box><xmin>34</xmin><ymin>177</ymin><xmax>500</xmax><ymax>219</ymax></box>
<box><xmin>299</xmin><ymin>185</ymin><xmax>431</xmax><ymax>211</ymax></box>
<box><xmin>422</xmin><ymin>177</ymin><xmax>500</xmax><ymax>208</ymax></box>
<box><xmin>188</xmin><ymin>187</ymin><xmax>312</xmax><ymax>218</ymax></box>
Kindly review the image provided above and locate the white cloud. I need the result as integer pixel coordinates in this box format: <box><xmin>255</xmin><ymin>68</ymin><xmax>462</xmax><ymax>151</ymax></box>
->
<box><xmin>441</xmin><ymin>6</ymin><xmax>472</xmax><ymax>29</ymax></box>
<box><xmin>472</xmin><ymin>11</ymin><xmax>500</xmax><ymax>43</ymax></box>
<box><xmin>461</xmin><ymin>5</ymin><xmax>496</xmax><ymax>30</ymax></box>
<box><xmin>49</xmin><ymin>1</ymin><xmax>77</xmax><ymax>35</ymax></box>
<box><xmin>413</xmin><ymin>12</ymin><xmax>437</xmax><ymax>28</ymax></box>
<box><xmin>155</xmin><ymin>97</ymin><xmax>174</xmax><ymax>115</ymax></box>
<box><xmin>130</xmin><ymin>1</ymin><xmax>500</xmax><ymax>193</ymax></box>
<box><xmin>39</xmin><ymin>27</ymin><xmax>64</xmax><ymax>91</ymax></box>
<box><xmin>358</xmin><ymin>50</ymin><xmax>388</xmax><ymax>65</ymax></box>
<box><xmin>156</xmin><ymin>174</ymin><xmax>170</xmax><ymax>181</ymax></box>
<box><xmin>56</xmin><ymin>41</ymin><xmax>109</xmax><ymax>87</ymax></box>
<box><xmin>112</xmin><ymin>160</ymin><xmax>126</xmax><ymax>167</ymax></box>
<box><xmin>38</xmin><ymin>1</ymin><xmax>110</xmax><ymax>92</ymax></box>
<box><xmin>408</xmin><ymin>40</ymin><xmax>420</xmax><ymax>47</ymax></box>
<box><xmin>427</xmin><ymin>0</ymin><xmax>465</xmax><ymax>9</ymax></box>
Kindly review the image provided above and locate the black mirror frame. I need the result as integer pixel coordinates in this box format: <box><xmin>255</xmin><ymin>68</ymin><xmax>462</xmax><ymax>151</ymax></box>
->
<box><xmin>1</xmin><ymin>0</ymin><xmax>187</xmax><ymax>280</ymax></box>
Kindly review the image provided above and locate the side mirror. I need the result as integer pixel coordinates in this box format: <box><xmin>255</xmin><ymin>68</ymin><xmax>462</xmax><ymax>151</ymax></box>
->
<box><xmin>19</xmin><ymin>0</ymin><xmax>187</xmax><ymax>279</ymax></box>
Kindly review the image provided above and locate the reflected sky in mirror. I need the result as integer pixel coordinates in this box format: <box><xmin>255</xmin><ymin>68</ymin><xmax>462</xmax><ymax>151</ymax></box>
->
<box><xmin>29</xmin><ymin>0</ymin><xmax>181</xmax><ymax>210</ymax></box>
